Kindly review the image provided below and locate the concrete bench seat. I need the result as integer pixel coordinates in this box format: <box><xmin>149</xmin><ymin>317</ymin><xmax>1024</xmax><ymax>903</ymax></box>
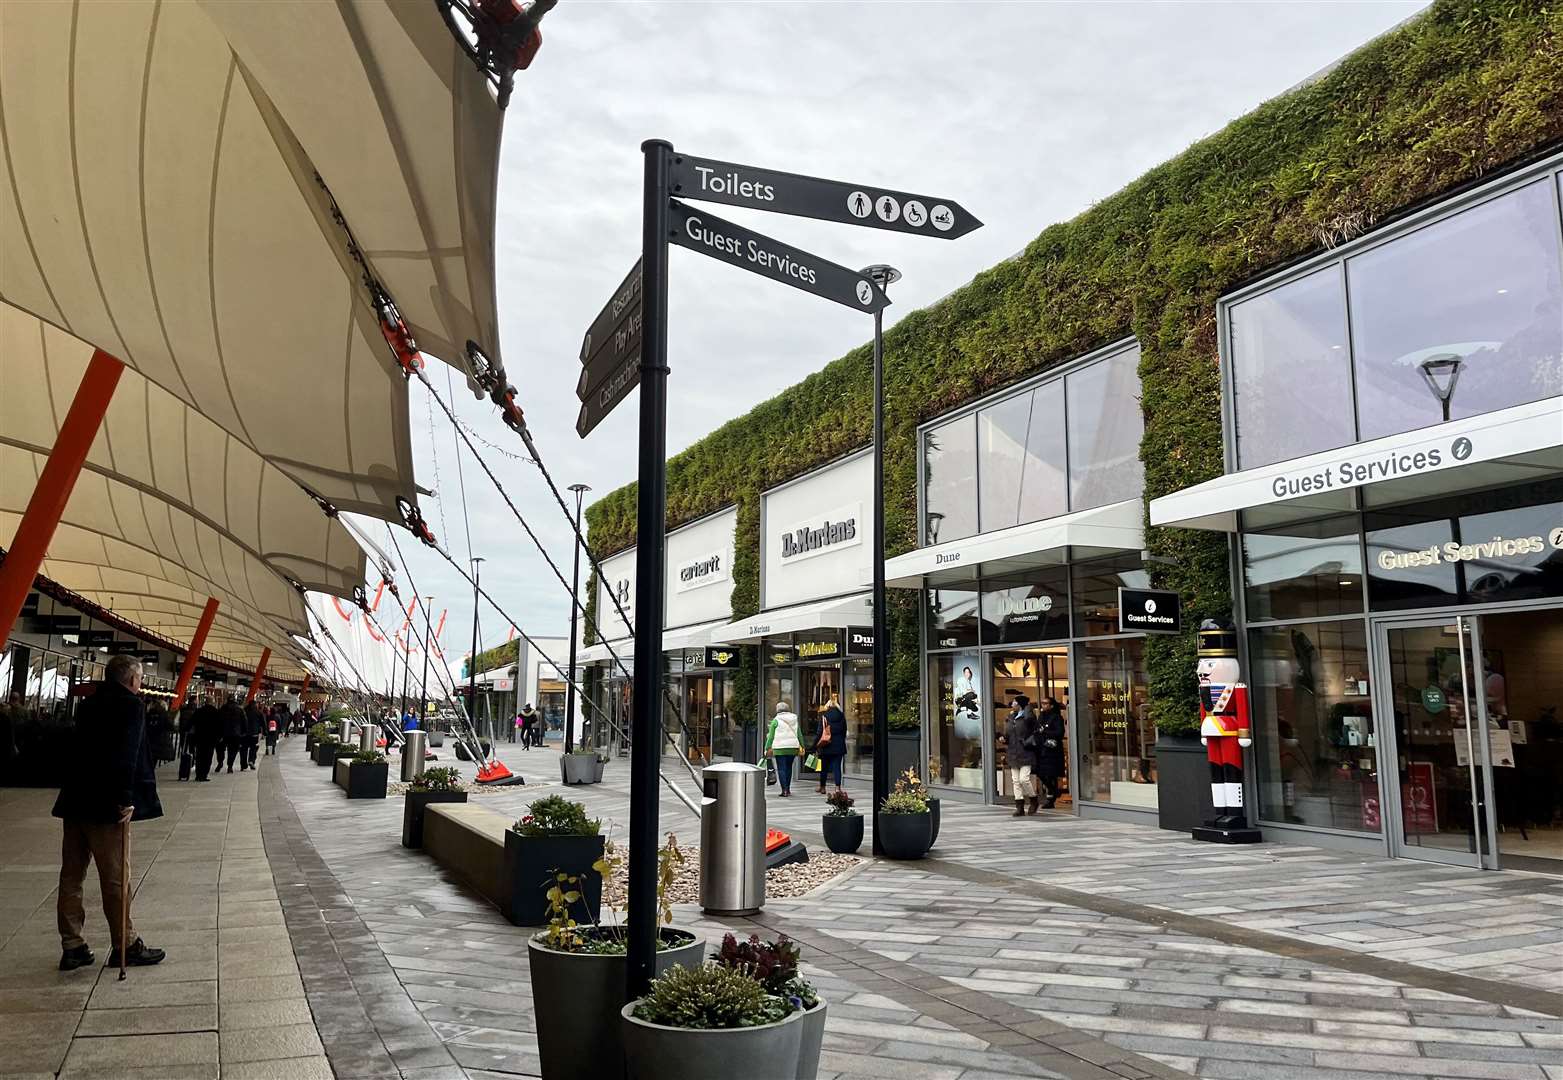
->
<box><xmin>422</xmin><ymin>803</ymin><xmax>510</xmax><ymax>910</ymax></box>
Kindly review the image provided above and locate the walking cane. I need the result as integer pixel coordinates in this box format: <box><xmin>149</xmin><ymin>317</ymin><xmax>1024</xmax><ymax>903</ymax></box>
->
<box><xmin>119</xmin><ymin>819</ymin><xmax>130</xmax><ymax>981</ymax></box>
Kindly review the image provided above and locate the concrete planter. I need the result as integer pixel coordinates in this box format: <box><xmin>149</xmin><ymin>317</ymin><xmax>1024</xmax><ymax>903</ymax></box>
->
<box><xmin>528</xmin><ymin>929</ymin><xmax>701</xmax><ymax>1080</ymax></box>
<box><xmin>314</xmin><ymin>742</ymin><xmax>343</xmax><ymax>767</ymax></box>
<box><xmin>620</xmin><ymin>998</ymin><xmax>804</xmax><ymax>1080</ymax></box>
<box><xmin>560</xmin><ymin>753</ymin><xmax>605</xmax><ymax>785</ymax></box>
<box><xmin>795</xmin><ymin>999</ymin><xmax>827</xmax><ymax>1080</ymax></box>
<box><xmin>402</xmin><ymin>790</ymin><xmax>467</xmax><ymax>848</ymax></box>
<box><xmin>333</xmin><ymin>758</ymin><xmax>351</xmax><ymax>789</ymax></box>
<box><xmin>927</xmin><ymin>798</ymin><xmax>941</xmax><ymax>849</ymax></box>
<box><xmin>876</xmin><ymin>811</ymin><xmax>931</xmax><ymax>860</ymax></box>
<box><xmin>504</xmin><ymin>832</ymin><xmax>605</xmax><ymax>926</ymax></box>
<box><xmin>821</xmin><ymin>813</ymin><xmax>862</xmax><ymax>854</ymax></box>
<box><xmin>347</xmin><ymin>761</ymin><xmax>388</xmax><ymax>799</ymax></box>
<box><xmin>1155</xmin><ymin>732</ymin><xmax>1211</xmax><ymax>833</ymax></box>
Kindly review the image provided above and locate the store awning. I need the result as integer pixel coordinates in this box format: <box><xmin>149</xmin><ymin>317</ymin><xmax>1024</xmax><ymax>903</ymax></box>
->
<box><xmin>1149</xmin><ymin>397</ymin><xmax>1563</xmax><ymax>533</ymax></box>
<box><xmin>882</xmin><ymin>499</ymin><xmax>1144</xmax><ymax>589</ymax></box>
<box><xmin>579</xmin><ymin>638</ymin><xmax>632</xmax><ymax>666</ymax></box>
<box><xmin>712</xmin><ymin>592</ymin><xmax>873</xmax><ymax>644</ymax></box>
<box><xmin>664</xmin><ymin>618</ymin><xmax>732</xmax><ymax>652</ymax></box>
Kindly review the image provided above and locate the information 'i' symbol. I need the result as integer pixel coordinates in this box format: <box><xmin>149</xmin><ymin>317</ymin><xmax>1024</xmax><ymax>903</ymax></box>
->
<box><xmin>855</xmin><ymin>280</ymin><xmax>873</xmax><ymax>307</ymax></box>
<box><xmin>846</xmin><ymin>191</ymin><xmax>871</xmax><ymax>219</ymax></box>
<box><xmin>875</xmin><ymin>195</ymin><xmax>900</xmax><ymax>223</ymax></box>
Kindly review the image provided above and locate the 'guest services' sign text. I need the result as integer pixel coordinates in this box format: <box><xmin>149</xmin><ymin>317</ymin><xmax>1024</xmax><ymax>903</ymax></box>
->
<box><xmin>1118</xmin><ymin>588</ymin><xmax>1181</xmax><ymax>634</ymax></box>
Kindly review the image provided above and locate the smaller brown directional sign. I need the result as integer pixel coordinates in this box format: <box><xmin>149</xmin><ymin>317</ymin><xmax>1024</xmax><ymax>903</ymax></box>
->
<box><xmin>577</xmin><ymin>258</ymin><xmax>643</xmax><ymax>399</ymax></box>
<box><xmin>575</xmin><ymin>350</ymin><xmax>640</xmax><ymax>438</ymax></box>
<box><xmin>668</xmin><ymin>200</ymin><xmax>889</xmax><ymax>313</ymax></box>
<box><xmin>670</xmin><ymin>153</ymin><xmax>981</xmax><ymax>239</ymax></box>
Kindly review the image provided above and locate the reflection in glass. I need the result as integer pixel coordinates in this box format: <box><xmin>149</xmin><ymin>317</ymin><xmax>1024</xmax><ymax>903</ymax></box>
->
<box><xmin>1243</xmin><ymin>514</ymin><xmax>1363</xmax><ymax>622</ymax></box>
<box><xmin>1065</xmin><ymin>346</ymin><xmax>1145</xmax><ymax>511</ymax></box>
<box><xmin>1249</xmin><ymin>621</ymin><xmax>1377</xmax><ymax>831</ymax></box>
<box><xmin>1071</xmin><ymin>552</ymin><xmax>1150</xmax><ymax>638</ymax></box>
<box><xmin>1230</xmin><ymin>267</ymin><xmax>1355</xmax><ymax>468</ymax></box>
<box><xmin>980</xmin><ymin>567</ymin><xmax>1070</xmax><ymax>643</ymax></box>
<box><xmin>990</xmin><ymin>649</ymin><xmax>1070</xmax><ymax>803</ymax></box>
<box><xmin>978</xmin><ymin>381</ymin><xmax>1067</xmax><ymax>531</ymax></box>
<box><xmin>1350</xmin><ymin>180</ymin><xmax>1563</xmax><ymax>440</ymax></box>
<box><xmin>847</xmin><ymin>660</ymin><xmax>875</xmax><ymax>777</ymax></box>
<box><xmin>925</xmin><ymin>588</ymin><xmax>980</xmax><ymax>649</ymax></box>
<box><xmin>924</xmin><ymin>415</ymin><xmax>978</xmax><ymax>543</ymax></box>
<box><xmin>1074</xmin><ymin>638</ymin><xmax>1153</xmax><ymax>805</ymax></box>
<box><xmin>927</xmin><ymin>652</ymin><xmax>983</xmax><ymax>788</ymax></box>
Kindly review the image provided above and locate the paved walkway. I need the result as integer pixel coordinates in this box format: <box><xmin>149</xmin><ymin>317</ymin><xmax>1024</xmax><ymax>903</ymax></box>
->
<box><xmin>0</xmin><ymin>752</ymin><xmax>322</xmax><ymax>1080</ymax></box>
<box><xmin>4</xmin><ymin>739</ymin><xmax>1561</xmax><ymax>1079</ymax></box>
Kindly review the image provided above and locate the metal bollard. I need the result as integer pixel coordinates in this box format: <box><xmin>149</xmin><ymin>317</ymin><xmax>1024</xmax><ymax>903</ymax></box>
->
<box><xmin>359</xmin><ymin>725</ymin><xmax>375</xmax><ymax>754</ymax></box>
<box><xmin>401</xmin><ymin>730</ymin><xmax>427</xmax><ymax>781</ymax></box>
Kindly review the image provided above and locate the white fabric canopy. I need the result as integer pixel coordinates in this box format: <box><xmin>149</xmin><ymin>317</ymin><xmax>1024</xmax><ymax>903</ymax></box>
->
<box><xmin>0</xmin><ymin>0</ymin><xmax>506</xmax><ymax>522</ymax></box>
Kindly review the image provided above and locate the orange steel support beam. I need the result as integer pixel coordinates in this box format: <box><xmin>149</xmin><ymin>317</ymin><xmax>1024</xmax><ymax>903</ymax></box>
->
<box><xmin>0</xmin><ymin>350</ymin><xmax>124</xmax><ymax>651</ymax></box>
<box><xmin>245</xmin><ymin>648</ymin><xmax>272</xmax><ymax>704</ymax></box>
<box><xmin>300</xmin><ymin>673</ymin><xmax>311</xmax><ymax>696</ymax></box>
<box><xmin>170</xmin><ymin>598</ymin><xmax>221</xmax><ymax>713</ymax></box>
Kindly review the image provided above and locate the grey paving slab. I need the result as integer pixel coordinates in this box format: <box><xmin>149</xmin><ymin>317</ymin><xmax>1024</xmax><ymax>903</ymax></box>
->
<box><xmin>72</xmin><ymin>1002</ymin><xmax>218</xmax><ymax>1035</ymax></box>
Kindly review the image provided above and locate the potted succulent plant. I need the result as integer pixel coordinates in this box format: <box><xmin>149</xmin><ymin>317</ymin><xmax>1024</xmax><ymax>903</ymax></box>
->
<box><xmin>820</xmin><ymin>790</ymin><xmax>862</xmax><ymax>854</ymax></box>
<box><xmin>402</xmin><ymin>766</ymin><xmax>467</xmax><ymax>848</ymax></box>
<box><xmin>505</xmin><ymin>795</ymin><xmax>605</xmax><ymax>926</ymax></box>
<box><xmin>528</xmin><ymin>835</ymin><xmax>702</xmax><ymax>1080</ymax></box>
<box><xmin>346</xmin><ymin>748</ymin><xmax>389</xmax><ymax>799</ymax></box>
<box><xmin>620</xmin><ymin>963</ymin><xmax>804</xmax><ymax>1079</ymax></box>
<box><xmin>710</xmin><ymin>933</ymin><xmax>823</xmax><ymax>1079</ymax></box>
<box><xmin>875</xmin><ymin>770</ymin><xmax>932</xmax><ymax>860</ymax></box>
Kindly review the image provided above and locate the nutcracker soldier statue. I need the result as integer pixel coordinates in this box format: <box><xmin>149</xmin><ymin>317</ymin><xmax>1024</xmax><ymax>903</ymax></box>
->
<box><xmin>1194</xmin><ymin>619</ymin><xmax>1261</xmax><ymax>843</ymax></box>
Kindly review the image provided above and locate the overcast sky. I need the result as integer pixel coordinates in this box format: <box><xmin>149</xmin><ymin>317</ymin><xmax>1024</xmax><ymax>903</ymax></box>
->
<box><xmin>364</xmin><ymin>1</ymin><xmax>1425</xmax><ymax>679</ymax></box>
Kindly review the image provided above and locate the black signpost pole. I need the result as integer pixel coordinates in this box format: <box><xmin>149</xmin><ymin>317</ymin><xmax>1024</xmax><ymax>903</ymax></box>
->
<box><xmin>864</xmin><ymin>264</ymin><xmax>900</xmax><ymax>856</ymax></box>
<box><xmin>626</xmin><ymin>138</ymin><xmax>672</xmax><ymax>1002</ymax></box>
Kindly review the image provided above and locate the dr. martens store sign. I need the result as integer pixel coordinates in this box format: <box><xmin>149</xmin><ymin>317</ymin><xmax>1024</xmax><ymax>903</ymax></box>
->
<box><xmin>779</xmin><ymin>508</ymin><xmax>859</xmax><ymax>560</ymax></box>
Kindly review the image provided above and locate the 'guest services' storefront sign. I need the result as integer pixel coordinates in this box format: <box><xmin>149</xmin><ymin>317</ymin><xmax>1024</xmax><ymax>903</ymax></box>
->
<box><xmin>1118</xmin><ymin>588</ymin><xmax>1181</xmax><ymax>634</ymax></box>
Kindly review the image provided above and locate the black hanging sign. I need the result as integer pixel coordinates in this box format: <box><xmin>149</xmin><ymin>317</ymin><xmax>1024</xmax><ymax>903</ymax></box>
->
<box><xmin>1117</xmin><ymin>588</ymin><xmax>1182</xmax><ymax>635</ymax></box>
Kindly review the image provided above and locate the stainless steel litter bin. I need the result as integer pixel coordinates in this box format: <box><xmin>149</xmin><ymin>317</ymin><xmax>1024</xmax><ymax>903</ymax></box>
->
<box><xmin>337</xmin><ymin>718</ymin><xmax>354</xmax><ymax>743</ymax></box>
<box><xmin>358</xmin><ymin>724</ymin><xmax>376</xmax><ymax>754</ymax></box>
<box><xmin>401</xmin><ymin>730</ymin><xmax>427</xmax><ymax>781</ymax></box>
<box><xmin>699</xmin><ymin>763</ymin><xmax>766</xmax><ymax>915</ymax></box>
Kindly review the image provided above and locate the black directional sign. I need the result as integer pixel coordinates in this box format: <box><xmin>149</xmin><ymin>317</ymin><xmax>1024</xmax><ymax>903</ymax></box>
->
<box><xmin>577</xmin><ymin>258</ymin><xmax>643</xmax><ymax>399</ymax></box>
<box><xmin>668</xmin><ymin>200</ymin><xmax>889</xmax><ymax>313</ymax></box>
<box><xmin>670</xmin><ymin>153</ymin><xmax>981</xmax><ymax>239</ymax></box>
<box><xmin>575</xmin><ymin>350</ymin><xmax>640</xmax><ymax>438</ymax></box>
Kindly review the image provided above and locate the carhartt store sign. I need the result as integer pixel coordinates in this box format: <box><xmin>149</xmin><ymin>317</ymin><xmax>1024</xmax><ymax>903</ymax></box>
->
<box><xmin>676</xmin><ymin>552</ymin><xmax>726</xmax><ymax>592</ymax></box>
<box><xmin>663</xmin><ymin>506</ymin><xmax>737</xmax><ymax>630</ymax></box>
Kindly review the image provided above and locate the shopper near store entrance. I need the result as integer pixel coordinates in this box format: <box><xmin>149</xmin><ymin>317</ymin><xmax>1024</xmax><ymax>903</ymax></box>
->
<box><xmin>1034</xmin><ymin>697</ymin><xmax>1065</xmax><ymax>809</ymax></box>
<box><xmin>813</xmin><ymin>695</ymin><xmax>848</xmax><ymax>795</ymax></box>
<box><xmin>52</xmin><ymin>654</ymin><xmax>165</xmax><ymax>971</ymax></box>
<box><xmin>764</xmin><ymin>700</ymin><xmax>802</xmax><ymax>796</ymax></box>
<box><xmin>1004</xmin><ymin>694</ymin><xmax>1041</xmax><ymax>816</ymax></box>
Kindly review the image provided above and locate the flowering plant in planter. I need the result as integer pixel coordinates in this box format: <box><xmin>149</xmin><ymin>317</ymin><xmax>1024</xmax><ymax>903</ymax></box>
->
<box><xmin>632</xmin><ymin>963</ymin><xmax>791</xmax><ymax>1028</ymax></box>
<box><xmin>712</xmin><ymin>933</ymin><xmax>818</xmax><ymax>1011</ymax></box>
<box><xmin>514</xmin><ymin>794</ymin><xmax>600</xmax><ymax>837</ymax></box>
<box><xmin>409</xmin><ymin>765</ymin><xmax>462</xmax><ymax>792</ymax></box>
<box><xmin>824</xmin><ymin>790</ymin><xmax>856</xmax><ymax>817</ymax></box>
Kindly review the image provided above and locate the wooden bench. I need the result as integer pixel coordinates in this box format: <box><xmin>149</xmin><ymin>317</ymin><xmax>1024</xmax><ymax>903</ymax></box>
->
<box><xmin>423</xmin><ymin>803</ymin><xmax>509</xmax><ymax>911</ymax></box>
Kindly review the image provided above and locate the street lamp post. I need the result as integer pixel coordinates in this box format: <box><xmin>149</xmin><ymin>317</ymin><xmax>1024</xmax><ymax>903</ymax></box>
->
<box><xmin>1418</xmin><ymin>354</ymin><xmax>1464</xmax><ymax>423</ymax></box>
<box><xmin>565</xmin><ymin>483</ymin><xmax>591</xmax><ymax>754</ymax></box>
<box><xmin>862</xmin><ymin>263</ymin><xmax>900</xmax><ymax>857</ymax></box>
<box><xmin>468</xmin><ymin>557</ymin><xmax>485</xmax><ymax>741</ymax></box>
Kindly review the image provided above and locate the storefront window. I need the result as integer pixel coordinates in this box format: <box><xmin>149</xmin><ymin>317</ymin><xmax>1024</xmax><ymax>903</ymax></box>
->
<box><xmin>1229</xmin><ymin>267</ymin><xmax>1356</xmax><ymax>469</ymax></box>
<box><xmin>1074</xmin><ymin>638</ymin><xmax>1154</xmax><ymax>806</ymax></box>
<box><xmin>924</xmin><ymin>414</ymin><xmax>977</xmax><ymax>544</ymax></box>
<box><xmin>1071</xmin><ymin>552</ymin><xmax>1150</xmax><ymax>638</ymax></box>
<box><xmin>1243</xmin><ymin>514</ymin><xmax>1363</xmax><ymax>622</ymax></box>
<box><xmin>927</xmin><ymin>651</ymin><xmax>983</xmax><ymax>788</ymax></box>
<box><xmin>762</xmin><ymin>661</ymin><xmax>793</xmax><ymax>740</ymax></box>
<box><xmin>980</xmin><ymin>568</ymin><xmax>1069</xmax><ymax>643</ymax></box>
<box><xmin>846</xmin><ymin>660</ymin><xmax>874</xmax><ymax>777</ymax></box>
<box><xmin>1065</xmin><ymin>345</ymin><xmax>1144</xmax><ymax>511</ymax></box>
<box><xmin>1350</xmin><ymin>180</ymin><xmax>1563</xmax><ymax>441</ymax></box>
<box><xmin>977</xmin><ymin>380</ymin><xmax>1067</xmax><ymax>532</ymax></box>
<box><xmin>1249</xmin><ymin>620</ymin><xmax>1376</xmax><ymax>832</ymax></box>
<box><xmin>925</xmin><ymin>588</ymin><xmax>979</xmax><ymax>649</ymax></box>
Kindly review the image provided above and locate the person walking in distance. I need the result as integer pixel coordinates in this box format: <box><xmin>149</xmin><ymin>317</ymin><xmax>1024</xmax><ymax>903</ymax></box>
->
<box><xmin>53</xmin><ymin>655</ymin><xmax>166</xmax><ymax>971</ymax></box>
<box><xmin>519</xmin><ymin>703</ymin><xmax>541</xmax><ymax>749</ymax></box>
<box><xmin>1004</xmin><ymin>694</ymin><xmax>1041</xmax><ymax>817</ymax></box>
<box><xmin>813</xmin><ymin>695</ymin><xmax>848</xmax><ymax>795</ymax></box>
<box><xmin>243</xmin><ymin>700</ymin><xmax>263</xmax><ymax>769</ymax></box>
<box><xmin>219</xmin><ymin>695</ymin><xmax>245</xmax><ymax>773</ymax></box>
<box><xmin>192</xmin><ymin>697</ymin><xmax>220</xmax><ymax>781</ymax></box>
<box><xmin>263</xmin><ymin>705</ymin><xmax>281</xmax><ymax>756</ymax></box>
<box><xmin>1034</xmin><ymin>697</ymin><xmax>1066</xmax><ymax>809</ymax></box>
<box><xmin>508</xmin><ymin>710</ymin><xmax>519</xmax><ymax>743</ymax></box>
<box><xmin>763</xmin><ymin>700</ymin><xmax>802</xmax><ymax>797</ymax></box>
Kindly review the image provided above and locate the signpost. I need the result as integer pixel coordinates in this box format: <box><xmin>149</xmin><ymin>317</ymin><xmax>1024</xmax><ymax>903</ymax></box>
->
<box><xmin>670</xmin><ymin>153</ymin><xmax>981</xmax><ymax>239</ymax></box>
<box><xmin>578</xmin><ymin>140</ymin><xmax>975</xmax><ymax>1000</ymax></box>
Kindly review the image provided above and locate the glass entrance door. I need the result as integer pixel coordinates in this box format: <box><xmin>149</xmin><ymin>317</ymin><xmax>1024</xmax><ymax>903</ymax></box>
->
<box><xmin>1379</xmin><ymin>608</ymin><xmax>1563</xmax><ymax>873</ymax></box>
<box><xmin>682</xmin><ymin>674</ymin><xmax>714</xmax><ymax>765</ymax></box>
<box><xmin>989</xmin><ymin>648</ymin><xmax>1070</xmax><ymax>807</ymax></box>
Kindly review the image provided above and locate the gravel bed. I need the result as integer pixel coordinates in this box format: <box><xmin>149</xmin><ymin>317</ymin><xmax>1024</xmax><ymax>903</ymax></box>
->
<box><xmin>603</xmin><ymin>848</ymin><xmax>861</xmax><ymax>907</ymax></box>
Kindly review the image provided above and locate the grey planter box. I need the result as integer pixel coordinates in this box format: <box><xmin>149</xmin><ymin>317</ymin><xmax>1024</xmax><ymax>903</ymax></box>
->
<box><xmin>560</xmin><ymin>753</ymin><xmax>605</xmax><ymax>785</ymax></box>
<box><xmin>821</xmin><ymin>814</ymin><xmax>863</xmax><ymax>854</ymax></box>
<box><xmin>528</xmin><ymin>930</ymin><xmax>702</xmax><ymax>1080</ymax></box>
<box><xmin>885</xmin><ymin>728</ymin><xmax>921</xmax><ymax>786</ymax></box>
<box><xmin>504</xmin><ymin>832</ymin><xmax>604</xmax><ymax>926</ymax></box>
<box><xmin>403</xmin><ymin>790</ymin><xmax>468</xmax><ymax>848</ymax></box>
<box><xmin>1156</xmin><ymin>732</ymin><xmax>1212</xmax><ymax>833</ymax></box>
<box><xmin>621</xmin><ymin>998</ymin><xmax>804</xmax><ymax>1080</ymax></box>
<box><xmin>796</xmin><ymin>1000</ymin><xmax>827</xmax><ymax>1080</ymax></box>
<box><xmin>314</xmin><ymin>742</ymin><xmax>343</xmax><ymax>767</ymax></box>
<box><xmin>876</xmin><ymin>811</ymin><xmax>931</xmax><ymax>860</ymax></box>
<box><xmin>333</xmin><ymin>758</ymin><xmax>351</xmax><ymax>789</ymax></box>
<box><xmin>347</xmin><ymin>761</ymin><xmax>388</xmax><ymax>799</ymax></box>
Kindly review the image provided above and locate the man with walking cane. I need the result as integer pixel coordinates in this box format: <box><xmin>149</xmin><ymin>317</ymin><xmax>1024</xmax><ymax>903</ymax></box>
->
<box><xmin>52</xmin><ymin>654</ymin><xmax>166</xmax><ymax>972</ymax></box>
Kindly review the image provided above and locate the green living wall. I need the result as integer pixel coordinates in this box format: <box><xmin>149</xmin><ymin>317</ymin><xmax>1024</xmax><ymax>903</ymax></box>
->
<box><xmin>584</xmin><ymin>0</ymin><xmax>1563</xmax><ymax>736</ymax></box>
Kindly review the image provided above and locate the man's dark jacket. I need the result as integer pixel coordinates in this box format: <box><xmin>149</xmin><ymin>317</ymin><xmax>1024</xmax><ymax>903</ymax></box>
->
<box><xmin>193</xmin><ymin>703</ymin><xmax>221</xmax><ymax>745</ymax></box>
<box><xmin>243</xmin><ymin>703</ymin><xmax>264</xmax><ymax>738</ymax></box>
<box><xmin>220</xmin><ymin>702</ymin><xmax>245</xmax><ymax>740</ymax></box>
<box><xmin>52</xmin><ymin>680</ymin><xmax>163</xmax><ymax>824</ymax></box>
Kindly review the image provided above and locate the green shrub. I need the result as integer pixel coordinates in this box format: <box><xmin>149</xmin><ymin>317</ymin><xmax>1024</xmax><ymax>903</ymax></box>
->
<box><xmin>632</xmin><ymin>964</ymin><xmax>790</xmax><ymax>1029</ymax></box>
<box><xmin>308</xmin><ymin>722</ymin><xmax>330</xmax><ymax>741</ymax></box>
<box><xmin>880</xmin><ymin>790</ymin><xmax>927</xmax><ymax>815</ymax></box>
<box><xmin>409</xmin><ymin>766</ymin><xmax>462</xmax><ymax>792</ymax></box>
<box><xmin>351</xmin><ymin>749</ymin><xmax>385</xmax><ymax>765</ymax></box>
<box><xmin>514</xmin><ymin>795</ymin><xmax>600</xmax><ymax>837</ymax></box>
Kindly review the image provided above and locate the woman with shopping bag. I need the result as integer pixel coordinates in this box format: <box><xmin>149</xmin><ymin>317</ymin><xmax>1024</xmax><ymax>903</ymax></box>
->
<box><xmin>763</xmin><ymin>701</ymin><xmax>803</xmax><ymax>797</ymax></box>
<box><xmin>813</xmin><ymin>695</ymin><xmax>848</xmax><ymax>796</ymax></box>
